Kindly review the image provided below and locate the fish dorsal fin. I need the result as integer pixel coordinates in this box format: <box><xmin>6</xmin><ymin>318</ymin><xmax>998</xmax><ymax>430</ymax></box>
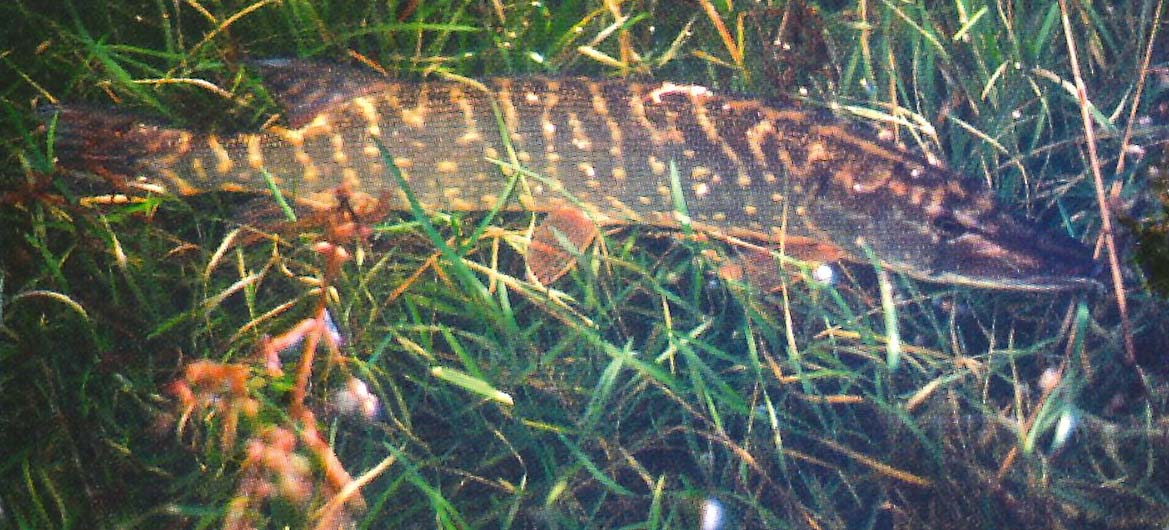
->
<box><xmin>249</xmin><ymin>58</ymin><xmax>392</xmax><ymax>128</ymax></box>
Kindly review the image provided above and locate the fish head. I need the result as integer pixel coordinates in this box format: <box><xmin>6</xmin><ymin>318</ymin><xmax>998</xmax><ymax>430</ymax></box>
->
<box><xmin>862</xmin><ymin>184</ymin><xmax>1104</xmax><ymax>291</ymax></box>
<box><xmin>790</xmin><ymin>122</ymin><xmax>1103</xmax><ymax>292</ymax></box>
<box><xmin>924</xmin><ymin>206</ymin><xmax>1102</xmax><ymax>290</ymax></box>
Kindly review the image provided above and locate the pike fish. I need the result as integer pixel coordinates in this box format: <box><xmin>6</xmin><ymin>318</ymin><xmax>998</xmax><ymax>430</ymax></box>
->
<box><xmin>45</xmin><ymin>59</ymin><xmax>1100</xmax><ymax>291</ymax></box>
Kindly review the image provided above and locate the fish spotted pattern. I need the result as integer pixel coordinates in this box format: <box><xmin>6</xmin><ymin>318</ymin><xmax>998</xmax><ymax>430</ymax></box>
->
<box><xmin>46</xmin><ymin>59</ymin><xmax>1099</xmax><ymax>290</ymax></box>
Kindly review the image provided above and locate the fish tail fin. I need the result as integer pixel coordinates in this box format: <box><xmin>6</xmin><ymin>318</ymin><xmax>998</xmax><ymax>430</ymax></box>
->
<box><xmin>39</xmin><ymin>105</ymin><xmax>186</xmax><ymax>182</ymax></box>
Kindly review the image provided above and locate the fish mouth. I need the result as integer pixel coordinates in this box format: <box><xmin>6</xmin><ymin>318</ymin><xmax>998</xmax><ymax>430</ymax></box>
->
<box><xmin>925</xmin><ymin>227</ymin><xmax>1104</xmax><ymax>292</ymax></box>
<box><xmin>922</xmin><ymin>269</ymin><xmax>1104</xmax><ymax>292</ymax></box>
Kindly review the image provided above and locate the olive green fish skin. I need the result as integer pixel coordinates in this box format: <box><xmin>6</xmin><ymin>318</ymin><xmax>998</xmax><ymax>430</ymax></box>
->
<box><xmin>47</xmin><ymin>59</ymin><xmax>1100</xmax><ymax>291</ymax></box>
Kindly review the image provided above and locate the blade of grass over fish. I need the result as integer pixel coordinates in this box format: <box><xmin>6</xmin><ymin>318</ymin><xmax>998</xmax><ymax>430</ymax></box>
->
<box><xmin>374</xmin><ymin>137</ymin><xmax>492</xmax><ymax>305</ymax></box>
<box><xmin>876</xmin><ymin>268</ymin><xmax>901</xmax><ymax>373</ymax></box>
<box><xmin>455</xmin><ymin>98</ymin><xmax>521</xmax><ymax>256</ymax></box>
<box><xmin>258</xmin><ymin>167</ymin><xmax>297</xmax><ymax>222</ymax></box>
<box><xmin>667</xmin><ymin>159</ymin><xmax>694</xmax><ymax>235</ymax></box>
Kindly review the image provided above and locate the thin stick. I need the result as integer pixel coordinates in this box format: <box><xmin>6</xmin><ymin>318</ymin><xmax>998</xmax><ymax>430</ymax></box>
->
<box><xmin>1115</xmin><ymin>0</ymin><xmax>1164</xmax><ymax>175</ymax></box>
<box><xmin>1056</xmin><ymin>0</ymin><xmax>1140</xmax><ymax>382</ymax></box>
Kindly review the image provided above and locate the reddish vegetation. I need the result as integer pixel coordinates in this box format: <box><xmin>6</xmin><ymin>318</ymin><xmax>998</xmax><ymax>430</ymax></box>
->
<box><xmin>170</xmin><ymin>212</ymin><xmax>372</xmax><ymax>528</ymax></box>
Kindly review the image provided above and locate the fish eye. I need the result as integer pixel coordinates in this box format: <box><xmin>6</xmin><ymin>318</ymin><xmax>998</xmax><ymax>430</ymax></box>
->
<box><xmin>931</xmin><ymin>214</ymin><xmax>965</xmax><ymax>235</ymax></box>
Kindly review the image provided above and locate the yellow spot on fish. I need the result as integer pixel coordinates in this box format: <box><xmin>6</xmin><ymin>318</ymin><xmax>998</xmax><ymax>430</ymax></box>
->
<box><xmin>909</xmin><ymin>186</ymin><xmax>926</xmax><ymax>205</ymax></box>
<box><xmin>246</xmin><ymin>134</ymin><xmax>264</xmax><ymax>169</ymax></box>
<box><xmin>401</xmin><ymin>106</ymin><xmax>426</xmax><ymax>129</ymax></box>
<box><xmin>342</xmin><ymin>168</ymin><xmax>359</xmax><ymax>188</ymax></box>
<box><xmin>946</xmin><ymin>180</ymin><xmax>967</xmax><ymax>198</ymax></box>
<box><xmin>637</xmin><ymin>195</ymin><xmax>652</xmax><ymax>205</ymax></box>
<box><xmin>332</xmin><ymin>134</ymin><xmax>348</xmax><ymax>165</ymax></box>
<box><xmin>302</xmin><ymin>114</ymin><xmax>332</xmax><ymax>138</ymax></box>
<box><xmin>457</xmin><ymin>131</ymin><xmax>482</xmax><ymax>145</ymax></box>
<box><xmin>191</xmin><ymin>158</ymin><xmax>208</xmax><ymax>181</ymax></box>
<box><xmin>691</xmin><ymin>166</ymin><xmax>712</xmax><ymax>180</ymax></box>
<box><xmin>924</xmin><ymin>188</ymin><xmax>946</xmax><ymax>216</ymax></box>
<box><xmin>612</xmin><ymin>167</ymin><xmax>627</xmax><ymax>181</ymax></box>
<box><xmin>693</xmin><ymin>182</ymin><xmax>710</xmax><ymax>197</ymax></box>
<box><xmin>352</xmin><ymin>96</ymin><xmax>382</xmax><ymax>137</ymax></box>
<box><xmin>436</xmin><ymin>160</ymin><xmax>459</xmax><ymax>174</ymax></box>
<box><xmin>770</xmin><ymin>192</ymin><xmax>784</xmax><ymax>203</ymax></box>
<box><xmin>207</xmin><ymin>135</ymin><xmax>234</xmax><ymax>174</ymax></box>
<box><xmin>744</xmin><ymin>205</ymin><xmax>758</xmax><ymax>216</ymax></box>
<box><xmin>807</xmin><ymin>141</ymin><xmax>830</xmax><ymax>163</ymax></box>
<box><xmin>271</xmin><ymin>126</ymin><xmax>304</xmax><ymax>148</ymax></box>
<box><xmin>161</xmin><ymin>169</ymin><xmax>197</xmax><ymax>195</ymax></box>
<box><xmin>649</xmin><ymin>156</ymin><xmax>666</xmax><ymax>175</ymax></box>
<box><xmin>834</xmin><ymin>169</ymin><xmax>855</xmax><ymax>190</ymax></box>
<box><xmin>712</xmin><ymin>212</ymin><xmax>727</xmax><ymax>222</ymax></box>
<box><xmin>567</xmin><ymin>113</ymin><xmax>593</xmax><ymax>151</ymax></box>
<box><xmin>578</xmin><ymin>162</ymin><xmax>597</xmax><ymax>178</ymax></box>
<box><xmin>302</xmin><ymin>163</ymin><xmax>320</xmax><ymax>183</ymax></box>
<box><xmin>175</xmin><ymin>131</ymin><xmax>192</xmax><ymax>154</ymax></box>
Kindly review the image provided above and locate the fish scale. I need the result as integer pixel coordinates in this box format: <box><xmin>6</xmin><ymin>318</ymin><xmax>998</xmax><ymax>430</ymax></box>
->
<box><xmin>45</xmin><ymin>59</ymin><xmax>1100</xmax><ymax>291</ymax></box>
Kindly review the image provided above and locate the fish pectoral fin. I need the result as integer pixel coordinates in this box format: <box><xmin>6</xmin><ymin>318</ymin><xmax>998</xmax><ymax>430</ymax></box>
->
<box><xmin>526</xmin><ymin>207</ymin><xmax>599</xmax><ymax>286</ymax></box>
<box><xmin>718</xmin><ymin>239</ymin><xmax>846</xmax><ymax>293</ymax></box>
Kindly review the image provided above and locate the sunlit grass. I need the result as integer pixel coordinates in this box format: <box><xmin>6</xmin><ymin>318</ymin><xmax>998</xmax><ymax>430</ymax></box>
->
<box><xmin>1</xmin><ymin>0</ymin><xmax>1167</xmax><ymax>528</ymax></box>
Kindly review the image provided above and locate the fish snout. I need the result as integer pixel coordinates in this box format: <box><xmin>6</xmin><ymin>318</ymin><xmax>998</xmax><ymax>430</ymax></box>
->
<box><xmin>930</xmin><ymin>213</ymin><xmax>1102</xmax><ymax>291</ymax></box>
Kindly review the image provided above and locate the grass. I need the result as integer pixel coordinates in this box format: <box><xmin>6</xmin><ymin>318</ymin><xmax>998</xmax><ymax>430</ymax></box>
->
<box><xmin>2</xmin><ymin>0</ymin><xmax>1169</xmax><ymax>528</ymax></box>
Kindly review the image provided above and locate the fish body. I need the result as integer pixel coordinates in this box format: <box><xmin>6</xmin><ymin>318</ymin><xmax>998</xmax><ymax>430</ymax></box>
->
<box><xmin>47</xmin><ymin>59</ymin><xmax>1099</xmax><ymax>290</ymax></box>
